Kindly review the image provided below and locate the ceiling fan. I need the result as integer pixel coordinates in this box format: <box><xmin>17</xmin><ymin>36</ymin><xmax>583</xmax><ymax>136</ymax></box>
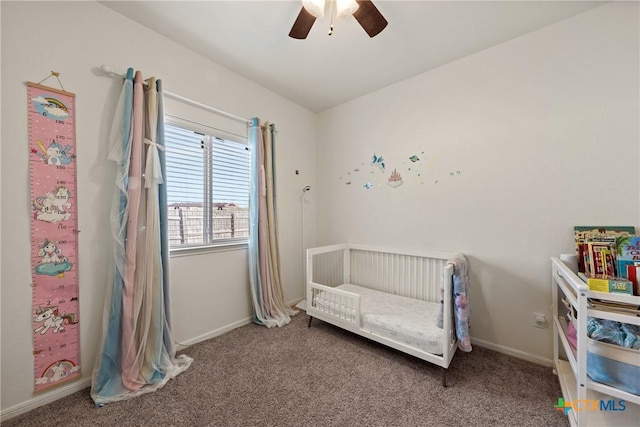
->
<box><xmin>289</xmin><ymin>0</ymin><xmax>388</xmax><ymax>39</ymax></box>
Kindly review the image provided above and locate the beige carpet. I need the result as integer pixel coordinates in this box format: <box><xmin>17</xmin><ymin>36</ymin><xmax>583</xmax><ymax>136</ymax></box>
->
<box><xmin>4</xmin><ymin>313</ymin><xmax>569</xmax><ymax>426</ymax></box>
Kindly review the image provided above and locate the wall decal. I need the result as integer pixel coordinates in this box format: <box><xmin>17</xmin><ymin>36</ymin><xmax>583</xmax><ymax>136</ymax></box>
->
<box><xmin>340</xmin><ymin>149</ymin><xmax>462</xmax><ymax>190</ymax></box>
<box><xmin>371</xmin><ymin>153</ymin><xmax>385</xmax><ymax>172</ymax></box>
<box><xmin>387</xmin><ymin>169</ymin><xmax>403</xmax><ymax>188</ymax></box>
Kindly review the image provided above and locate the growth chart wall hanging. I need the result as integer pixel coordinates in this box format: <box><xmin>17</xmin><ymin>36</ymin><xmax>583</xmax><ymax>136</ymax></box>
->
<box><xmin>27</xmin><ymin>76</ymin><xmax>81</xmax><ymax>392</ymax></box>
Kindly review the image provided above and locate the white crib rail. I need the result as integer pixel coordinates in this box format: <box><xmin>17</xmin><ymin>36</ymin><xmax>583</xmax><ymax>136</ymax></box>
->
<box><xmin>308</xmin><ymin>282</ymin><xmax>361</xmax><ymax>327</ymax></box>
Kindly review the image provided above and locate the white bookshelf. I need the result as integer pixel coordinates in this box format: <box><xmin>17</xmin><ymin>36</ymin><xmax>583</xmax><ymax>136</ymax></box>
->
<box><xmin>551</xmin><ymin>257</ymin><xmax>640</xmax><ymax>427</ymax></box>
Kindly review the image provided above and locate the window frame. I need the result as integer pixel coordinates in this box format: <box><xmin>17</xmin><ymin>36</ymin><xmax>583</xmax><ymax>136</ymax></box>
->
<box><xmin>164</xmin><ymin>115</ymin><xmax>250</xmax><ymax>256</ymax></box>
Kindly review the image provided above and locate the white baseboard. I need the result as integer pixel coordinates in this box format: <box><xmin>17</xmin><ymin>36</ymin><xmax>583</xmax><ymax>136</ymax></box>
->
<box><xmin>289</xmin><ymin>297</ymin><xmax>304</xmax><ymax>308</ymax></box>
<box><xmin>1</xmin><ymin>377</ymin><xmax>92</xmax><ymax>422</ymax></box>
<box><xmin>471</xmin><ymin>337</ymin><xmax>553</xmax><ymax>367</ymax></box>
<box><xmin>176</xmin><ymin>316</ymin><xmax>253</xmax><ymax>349</ymax></box>
<box><xmin>176</xmin><ymin>299</ymin><xmax>305</xmax><ymax>350</ymax></box>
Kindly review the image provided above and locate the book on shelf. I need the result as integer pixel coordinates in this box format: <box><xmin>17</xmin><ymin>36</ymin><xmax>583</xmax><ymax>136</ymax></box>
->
<box><xmin>573</xmin><ymin>226</ymin><xmax>635</xmax><ymax>274</ymax></box>
<box><xmin>587</xmin><ymin>239</ymin><xmax>617</xmax><ymax>276</ymax></box>
<box><xmin>627</xmin><ymin>264</ymin><xmax>640</xmax><ymax>296</ymax></box>
<box><xmin>577</xmin><ymin>272</ymin><xmax>634</xmax><ymax>294</ymax></box>
<box><xmin>616</xmin><ymin>235</ymin><xmax>640</xmax><ymax>279</ymax></box>
<box><xmin>587</xmin><ymin>298</ymin><xmax>640</xmax><ymax>315</ymax></box>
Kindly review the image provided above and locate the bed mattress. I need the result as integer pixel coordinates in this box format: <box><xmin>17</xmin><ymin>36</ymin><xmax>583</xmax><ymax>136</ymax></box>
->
<box><xmin>314</xmin><ymin>284</ymin><xmax>445</xmax><ymax>355</ymax></box>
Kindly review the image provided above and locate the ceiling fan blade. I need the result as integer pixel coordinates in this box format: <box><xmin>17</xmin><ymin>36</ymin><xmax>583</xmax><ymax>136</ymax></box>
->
<box><xmin>289</xmin><ymin>6</ymin><xmax>316</xmax><ymax>39</ymax></box>
<box><xmin>353</xmin><ymin>0</ymin><xmax>388</xmax><ymax>38</ymax></box>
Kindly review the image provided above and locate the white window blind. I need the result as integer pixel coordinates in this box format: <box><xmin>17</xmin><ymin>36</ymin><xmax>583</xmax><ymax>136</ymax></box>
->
<box><xmin>164</xmin><ymin>122</ymin><xmax>250</xmax><ymax>250</ymax></box>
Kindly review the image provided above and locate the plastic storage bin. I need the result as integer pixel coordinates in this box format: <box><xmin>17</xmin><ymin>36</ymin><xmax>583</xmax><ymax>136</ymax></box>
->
<box><xmin>587</xmin><ymin>337</ymin><xmax>640</xmax><ymax>396</ymax></box>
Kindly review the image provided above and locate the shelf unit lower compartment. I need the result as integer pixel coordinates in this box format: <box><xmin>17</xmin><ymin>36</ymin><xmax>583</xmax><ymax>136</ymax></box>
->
<box><xmin>556</xmin><ymin>360</ymin><xmax>640</xmax><ymax>427</ymax></box>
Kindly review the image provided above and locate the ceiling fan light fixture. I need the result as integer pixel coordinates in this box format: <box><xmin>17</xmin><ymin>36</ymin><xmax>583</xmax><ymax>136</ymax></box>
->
<box><xmin>302</xmin><ymin>0</ymin><xmax>325</xmax><ymax>18</ymax></box>
<box><xmin>336</xmin><ymin>0</ymin><xmax>359</xmax><ymax>18</ymax></box>
<box><xmin>290</xmin><ymin>0</ymin><xmax>386</xmax><ymax>39</ymax></box>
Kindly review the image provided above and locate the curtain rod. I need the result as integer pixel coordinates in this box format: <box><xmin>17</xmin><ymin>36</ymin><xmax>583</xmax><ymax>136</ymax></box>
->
<box><xmin>100</xmin><ymin>65</ymin><xmax>252</xmax><ymax>125</ymax></box>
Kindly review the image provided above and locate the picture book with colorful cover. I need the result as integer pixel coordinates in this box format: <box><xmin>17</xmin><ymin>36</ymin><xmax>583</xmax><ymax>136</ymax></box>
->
<box><xmin>587</xmin><ymin>238</ymin><xmax>617</xmax><ymax>276</ymax></box>
<box><xmin>574</xmin><ymin>226</ymin><xmax>635</xmax><ymax>273</ymax></box>
<box><xmin>616</xmin><ymin>235</ymin><xmax>640</xmax><ymax>280</ymax></box>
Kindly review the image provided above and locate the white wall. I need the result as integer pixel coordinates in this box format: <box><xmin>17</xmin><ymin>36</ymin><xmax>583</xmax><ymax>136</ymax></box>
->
<box><xmin>2</xmin><ymin>0</ymin><xmax>638</xmax><ymax>419</ymax></box>
<box><xmin>316</xmin><ymin>2</ymin><xmax>639</xmax><ymax>362</ymax></box>
<box><xmin>0</xmin><ymin>0</ymin><xmax>316</xmax><ymax>416</ymax></box>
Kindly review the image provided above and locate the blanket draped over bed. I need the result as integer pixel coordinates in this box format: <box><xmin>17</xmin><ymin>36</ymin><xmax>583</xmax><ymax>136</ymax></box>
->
<box><xmin>437</xmin><ymin>253</ymin><xmax>472</xmax><ymax>352</ymax></box>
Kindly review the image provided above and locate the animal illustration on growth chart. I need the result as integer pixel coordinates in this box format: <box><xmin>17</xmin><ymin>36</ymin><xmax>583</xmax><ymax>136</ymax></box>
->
<box><xmin>34</xmin><ymin>238</ymin><xmax>73</xmax><ymax>277</ymax></box>
<box><xmin>33</xmin><ymin>306</ymin><xmax>77</xmax><ymax>335</ymax></box>
<box><xmin>32</xmin><ymin>186</ymin><xmax>72</xmax><ymax>222</ymax></box>
<box><xmin>31</xmin><ymin>140</ymin><xmax>75</xmax><ymax>166</ymax></box>
<box><xmin>36</xmin><ymin>360</ymin><xmax>80</xmax><ymax>386</ymax></box>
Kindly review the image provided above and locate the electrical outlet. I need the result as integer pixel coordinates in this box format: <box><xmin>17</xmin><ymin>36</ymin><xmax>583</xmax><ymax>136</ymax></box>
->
<box><xmin>533</xmin><ymin>312</ymin><xmax>547</xmax><ymax>329</ymax></box>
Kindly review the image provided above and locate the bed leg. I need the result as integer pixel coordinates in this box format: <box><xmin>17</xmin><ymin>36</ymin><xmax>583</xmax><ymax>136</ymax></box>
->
<box><xmin>441</xmin><ymin>368</ymin><xmax>448</xmax><ymax>387</ymax></box>
<box><xmin>308</xmin><ymin>316</ymin><xmax>313</xmax><ymax>327</ymax></box>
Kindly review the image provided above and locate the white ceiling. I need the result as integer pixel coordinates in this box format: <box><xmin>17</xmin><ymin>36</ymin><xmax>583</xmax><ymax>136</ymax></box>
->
<box><xmin>101</xmin><ymin>0</ymin><xmax>605</xmax><ymax>112</ymax></box>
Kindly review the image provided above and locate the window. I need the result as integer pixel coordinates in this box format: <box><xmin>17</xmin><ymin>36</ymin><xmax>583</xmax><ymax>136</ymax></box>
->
<box><xmin>164</xmin><ymin>120</ymin><xmax>250</xmax><ymax>251</ymax></box>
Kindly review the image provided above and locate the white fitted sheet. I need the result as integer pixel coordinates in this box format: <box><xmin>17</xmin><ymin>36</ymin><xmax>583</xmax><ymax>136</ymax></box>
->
<box><xmin>314</xmin><ymin>283</ymin><xmax>445</xmax><ymax>355</ymax></box>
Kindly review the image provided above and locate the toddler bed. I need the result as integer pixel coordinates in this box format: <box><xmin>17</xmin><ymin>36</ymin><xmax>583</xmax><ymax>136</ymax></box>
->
<box><xmin>306</xmin><ymin>243</ymin><xmax>471</xmax><ymax>385</ymax></box>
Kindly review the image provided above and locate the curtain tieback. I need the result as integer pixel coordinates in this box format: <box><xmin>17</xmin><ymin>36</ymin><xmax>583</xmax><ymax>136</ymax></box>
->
<box><xmin>144</xmin><ymin>138</ymin><xmax>164</xmax><ymax>187</ymax></box>
<box><xmin>144</xmin><ymin>138</ymin><xmax>165</xmax><ymax>150</ymax></box>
